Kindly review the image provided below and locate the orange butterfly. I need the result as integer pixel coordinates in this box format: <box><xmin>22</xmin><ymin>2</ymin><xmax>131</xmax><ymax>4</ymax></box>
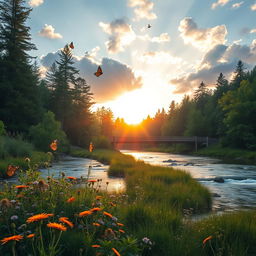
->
<box><xmin>89</xmin><ymin>142</ymin><xmax>94</xmax><ymax>152</ymax></box>
<box><xmin>69</xmin><ymin>42</ymin><xmax>74</xmax><ymax>49</ymax></box>
<box><xmin>6</xmin><ymin>165</ymin><xmax>19</xmax><ymax>177</ymax></box>
<box><xmin>50</xmin><ymin>140</ymin><xmax>57</xmax><ymax>151</ymax></box>
<box><xmin>94</xmin><ymin>66</ymin><xmax>103</xmax><ymax>77</ymax></box>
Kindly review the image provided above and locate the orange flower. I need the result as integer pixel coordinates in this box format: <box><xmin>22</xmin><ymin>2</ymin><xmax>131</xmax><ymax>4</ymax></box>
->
<box><xmin>15</xmin><ymin>185</ymin><xmax>29</xmax><ymax>189</ymax></box>
<box><xmin>103</xmin><ymin>211</ymin><xmax>113</xmax><ymax>219</ymax></box>
<box><xmin>92</xmin><ymin>222</ymin><xmax>101</xmax><ymax>227</ymax></box>
<box><xmin>89</xmin><ymin>142</ymin><xmax>94</xmax><ymax>152</ymax></box>
<box><xmin>50</xmin><ymin>140</ymin><xmax>57</xmax><ymax>151</ymax></box>
<box><xmin>110</xmin><ymin>202</ymin><xmax>116</xmax><ymax>207</ymax></box>
<box><xmin>26</xmin><ymin>213</ymin><xmax>53</xmax><ymax>223</ymax></box>
<box><xmin>47</xmin><ymin>222</ymin><xmax>67</xmax><ymax>231</ymax></box>
<box><xmin>96</xmin><ymin>196</ymin><xmax>102</xmax><ymax>200</ymax></box>
<box><xmin>59</xmin><ymin>217</ymin><xmax>74</xmax><ymax>228</ymax></box>
<box><xmin>203</xmin><ymin>236</ymin><xmax>213</xmax><ymax>245</ymax></box>
<box><xmin>88</xmin><ymin>179</ymin><xmax>97</xmax><ymax>183</ymax></box>
<box><xmin>79</xmin><ymin>210</ymin><xmax>92</xmax><ymax>217</ymax></box>
<box><xmin>67</xmin><ymin>176</ymin><xmax>77</xmax><ymax>180</ymax></box>
<box><xmin>112</xmin><ymin>248</ymin><xmax>121</xmax><ymax>256</ymax></box>
<box><xmin>1</xmin><ymin>235</ymin><xmax>23</xmax><ymax>245</ymax></box>
<box><xmin>91</xmin><ymin>244</ymin><xmax>101</xmax><ymax>248</ymax></box>
<box><xmin>119</xmin><ymin>229</ymin><xmax>125</xmax><ymax>233</ymax></box>
<box><xmin>27</xmin><ymin>234</ymin><xmax>35</xmax><ymax>239</ymax></box>
<box><xmin>90</xmin><ymin>207</ymin><xmax>102</xmax><ymax>213</ymax></box>
<box><xmin>67</xmin><ymin>197</ymin><xmax>75</xmax><ymax>203</ymax></box>
<box><xmin>117</xmin><ymin>223</ymin><xmax>124</xmax><ymax>227</ymax></box>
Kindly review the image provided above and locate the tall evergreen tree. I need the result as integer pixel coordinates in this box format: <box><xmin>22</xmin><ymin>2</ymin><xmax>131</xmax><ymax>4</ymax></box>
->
<box><xmin>231</xmin><ymin>60</ymin><xmax>246</xmax><ymax>90</ymax></box>
<box><xmin>0</xmin><ymin>0</ymin><xmax>41</xmax><ymax>132</ymax></box>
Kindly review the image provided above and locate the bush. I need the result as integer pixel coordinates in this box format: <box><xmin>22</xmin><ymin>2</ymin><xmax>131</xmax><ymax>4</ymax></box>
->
<box><xmin>0</xmin><ymin>121</ymin><xmax>6</xmax><ymax>136</ymax></box>
<box><xmin>92</xmin><ymin>135</ymin><xmax>112</xmax><ymax>149</ymax></box>
<box><xmin>29</xmin><ymin>111</ymin><xmax>69</xmax><ymax>152</ymax></box>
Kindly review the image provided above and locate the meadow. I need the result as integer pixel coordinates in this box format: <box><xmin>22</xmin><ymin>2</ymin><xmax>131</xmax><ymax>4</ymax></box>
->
<box><xmin>0</xmin><ymin>147</ymin><xmax>255</xmax><ymax>255</ymax></box>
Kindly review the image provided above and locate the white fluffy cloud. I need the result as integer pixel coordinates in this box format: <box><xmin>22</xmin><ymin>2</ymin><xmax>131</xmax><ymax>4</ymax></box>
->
<box><xmin>39</xmin><ymin>24</ymin><xmax>63</xmax><ymax>39</ymax></box>
<box><xmin>170</xmin><ymin>40</ymin><xmax>256</xmax><ymax>94</ymax></box>
<box><xmin>40</xmin><ymin>52</ymin><xmax>142</xmax><ymax>102</ymax></box>
<box><xmin>179</xmin><ymin>17</ymin><xmax>227</xmax><ymax>51</ymax></box>
<box><xmin>211</xmin><ymin>0</ymin><xmax>230</xmax><ymax>9</ymax></box>
<box><xmin>250</xmin><ymin>29</ymin><xmax>256</xmax><ymax>33</ymax></box>
<box><xmin>28</xmin><ymin>0</ymin><xmax>43</xmax><ymax>7</ymax></box>
<box><xmin>138</xmin><ymin>32</ymin><xmax>170</xmax><ymax>43</ymax></box>
<box><xmin>99</xmin><ymin>19</ymin><xmax>136</xmax><ymax>54</ymax></box>
<box><xmin>251</xmin><ymin>4</ymin><xmax>256</xmax><ymax>11</ymax></box>
<box><xmin>232</xmin><ymin>2</ymin><xmax>244</xmax><ymax>9</ymax></box>
<box><xmin>128</xmin><ymin>0</ymin><xmax>157</xmax><ymax>20</ymax></box>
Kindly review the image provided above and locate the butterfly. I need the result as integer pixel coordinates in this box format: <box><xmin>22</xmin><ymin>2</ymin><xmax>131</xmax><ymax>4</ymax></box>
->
<box><xmin>147</xmin><ymin>24</ymin><xmax>152</xmax><ymax>29</ymax></box>
<box><xmin>50</xmin><ymin>140</ymin><xmax>58</xmax><ymax>151</ymax></box>
<box><xmin>89</xmin><ymin>142</ymin><xmax>94</xmax><ymax>152</ymax></box>
<box><xmin>6</xmin><ymin>165</ymin><xmax>19</xmax><ymax>177</ymax></box>
<box><xmin>94</xmin><ymin>66</ymin><xmax>103</xmax><ymax>77</ymax></box>
<box><xmin>69</xmin><ymin>42</ymin><xmax>74</xmax><ymax>49</ymax></box>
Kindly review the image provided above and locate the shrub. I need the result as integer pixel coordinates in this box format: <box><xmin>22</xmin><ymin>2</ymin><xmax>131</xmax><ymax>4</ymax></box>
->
<box><xmin>29</xmin><ymin>111</ymin><xmax>69</xmax><ymax>152</ymax></box>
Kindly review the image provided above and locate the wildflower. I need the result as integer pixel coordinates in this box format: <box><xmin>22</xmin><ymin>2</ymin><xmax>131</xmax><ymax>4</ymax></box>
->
<box><xmin>10</xmin><ymin>215</ymin><xmax>18</xmax><ymax>221</ymax></box>
<box><xmin>47</xmin><ymin>222</ymin><xmax>67</xmax><ymax>231</ymax></box>
<box><xmin>110</xmin><ymin>202</ymin><xmax>116</xmax><ymax>207</ymax></box>
<box><xmin>96</xmin><ymin>196</ymin><xmax>102</xmax><ymax>200</ymax></box>
<box><xmin>92</xmin><ymin>245</ymin><xmax>101</xmax><ymax>248</ymax></box>
<box><xmin>119</xmin><ymin>229</ymin><xmax>125</xmax><ymax>233</ymax></box>
<box><xmin>203</xmin><ymin>236</ymin><xmax>213</xmax><ymax>245</ymax></box>
<box><xmin>59</xmin><ymin>217</ymin><xmax>74</xmax><ymax>228</ymax></box>
<box><xmin>117</xmin><ymin>223</ymin><xmax>124</xmax><ymax>227</ymax></box>
<box><xmin>79</xmin><ymin>210</ymin><xmax>92</xmax><ymax>217</ymax></box>
<box><xmin>92</xmin><ymin>222</ymin><xmax>101</xmax><ymax>227</ymax></box>
<box><xmin>27</xmin><ymin>234</ymin><xmax>35</xmax><ymax>239</ymax></box>
<box><xmin>90</xmin><ymin>207</ymin><xmax>102</xmax><ymax>213</ymax></box>
<box><xmin>25</xmin><ymin>157</ymin><xmax>31</xmax><ymax>163</ymax></box>
<box><xmin>50</xmin><ymin>140</ymin><xmax>57</xmax><ymax>151</ymax></box>
<box><xmin>6</xmin><ymin>165</ymin><xmax>19</xmax><ymax>177</ymax></box>
<box><xmin>26</xmin><ymin>213</ymin><xmax>53</xmax><ymax>223</ymax></box>
<box><xmin>15</xmin><ymin>185</ymin><xmax>29</xmax><ymax>189</ymax></box>
<box><xmin>1</xmin><ymin>235</ymin><xmax>23</xmax><ymax>245</ymax></box>
<box><xmin>38</xmin><ymin>180</ymin><xmax>49</xmax><ymax>191</ymax></box>
<box><xmin>88</xmin><ymin>179</ymin><xmax>97</xmax><ymax>183</ymax></box>
<box><xmin>67</xmin><ymin>176</ymin><xmax>77</xmax><ymax>180</ymax></box>
<box><xmin>104</xmin><ymin>228</ymin><xmax>116</xmax><ymax>240</ymax></box>
<box><xmin>142</xmin><ymin>237</ymin><xmax>152</xmax><ymax>245</ymax></box>
<box><xmin>112</xmin><ymin>248</ymin><xmax>121</xmax><ymax>256</ymax></box>
<box><xmin>103</xmin><ymin>211</ymin><xmax>113</xmax><ymax>219</ymax></box>
<box><xmin>0</xmin><ymin>198</ymin><xmax>11</xmax><ymax>209</ymax></box>
<box><xmin>67</xmin><ymin>197</ymin><xmax>75</xmax><ymax>203</ymax></box>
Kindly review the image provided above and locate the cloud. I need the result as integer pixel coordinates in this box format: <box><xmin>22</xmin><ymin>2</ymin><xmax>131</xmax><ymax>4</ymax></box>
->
<box><xmin>211</xmin><ymin>0</ymin><xmax>230</xmax><ymax>9</ymax></box>
<box><xmin>99</xmin><ymin>19</ymin><xmax>136</xmax><ymax>54</ymax></box>
<box><xmin>138</xmin><ymin>32</ymin><xmax>171</xmax><ymax>43</ymax></box>
<box><xmin>251</xmin><ymin>29</ymin><xmax>256</xmax><ymax>33</ymax></box>
<box><xmin>28</xmin><ymin>0</ymin><xmax>43</xmax><ymax>7</ymax></box>
<box><xmin>251</xmin><ymin>4</ymin><xmax>256</xmax><ymax>11</ymax></box>
<box><xmin>128</xmin><ymin>0</ymin><xmax>157</xmax><ymax>20</ymax></box>
<box><xmin>178</xmin><ymin>17</ymin><xmax>227</xmax><ymax>51</ymax></box>
<box><xmin>170</xmin><ymin>41</ymin><xmax>256</xmax><ymax>94</ymax></box>
<box><xmin>39</xmin><ymin>24</ymin><xmax>63</xmax><ymax>39</ymax></box>
<box><xmin>138</xmin><ymin>51</ymin><xmax>182</xmax><ymax>65</ymax></box>
<box><xmin>232</xmin><ymin>1</ymin><xmax>244</xmax><ymax>9</ymax></box>
<box><xmin>40</xmin><ymin>51</ymin><xmax>142</xmax><ymax>102</ymax></box>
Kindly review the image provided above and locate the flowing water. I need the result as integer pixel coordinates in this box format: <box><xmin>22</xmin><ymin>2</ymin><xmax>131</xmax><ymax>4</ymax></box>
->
<box><xmin>121</xmin><ymin>150</ymin><xmax>256</xmax><ymax>213</ymax></box>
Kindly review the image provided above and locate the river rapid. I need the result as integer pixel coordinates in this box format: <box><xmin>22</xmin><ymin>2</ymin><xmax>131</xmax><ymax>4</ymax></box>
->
<box><xmin>121</xmin><ymin>150</ymin><xmax>256</xmax><ymax>213</ymax></box>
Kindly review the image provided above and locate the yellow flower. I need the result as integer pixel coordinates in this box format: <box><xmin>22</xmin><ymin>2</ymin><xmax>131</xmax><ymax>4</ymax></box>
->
<box><xmin>47</xmin><ymin>222</ymin><xmax>67</xmax><ymax>231</ymax></box>
<box><xmin>1</xmin><ymin>235</ymin><xmax>23</xmax><ymax>245</ymax></box>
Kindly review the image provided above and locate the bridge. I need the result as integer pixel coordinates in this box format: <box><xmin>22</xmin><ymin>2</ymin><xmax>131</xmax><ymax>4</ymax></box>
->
<box><xmin>111</xmin><ymin>136</ymin><xmax>218</xmax><ymax>151</ymax></box>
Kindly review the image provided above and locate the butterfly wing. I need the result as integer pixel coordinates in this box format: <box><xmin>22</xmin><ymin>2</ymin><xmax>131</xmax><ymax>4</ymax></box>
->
<box><xmin>94</xmin><ymin>66</ymin><xmax>103</xmax><ymax>77</ymax></box>
<box><xmin>6</xmin><ymin>165</ymin><xmax>18</xmax><ymax>177</ymax></box>
<box><xmin>69</xmin><ymin>42</ymin><xmax>74</xmax><ymax>49</ymax></box>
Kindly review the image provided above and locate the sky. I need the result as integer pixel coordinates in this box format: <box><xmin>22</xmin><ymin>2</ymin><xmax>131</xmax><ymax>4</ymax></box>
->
<box><xmin>26</xmin><ymin>0</ymin><xmax>256</xmax><ymax>124</ymax></box>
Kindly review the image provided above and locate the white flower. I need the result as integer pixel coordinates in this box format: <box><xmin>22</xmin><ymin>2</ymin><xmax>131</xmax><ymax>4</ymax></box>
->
<box><xmin>10</xmin><ymin>215</ymin><xmax>18</xmax><ymax>221</ymax></box>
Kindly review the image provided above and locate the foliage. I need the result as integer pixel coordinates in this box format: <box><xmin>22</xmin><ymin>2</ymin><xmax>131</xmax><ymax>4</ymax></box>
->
<box><xmin>0</xmin><ymin>121</ymin><xmax>6</xmax><ymax>136</ymax></box>
<box><xmin>29</xmin><ymin>111</ymin><xmax>69</xmax><ymax>152</ymax></box>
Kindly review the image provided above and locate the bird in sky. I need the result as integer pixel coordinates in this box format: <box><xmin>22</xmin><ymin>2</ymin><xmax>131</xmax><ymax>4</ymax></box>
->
<box><xmin>147</xmin><ymin>24</ymin><xmax>152</xmax><ymax>28</ymax></box>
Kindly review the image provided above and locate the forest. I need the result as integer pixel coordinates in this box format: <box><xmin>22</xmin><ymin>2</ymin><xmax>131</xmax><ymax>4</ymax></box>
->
<box><xmin>0</xmin><ymin>0</ymin><xmax>256</xmax><ymax>153</ymax></box>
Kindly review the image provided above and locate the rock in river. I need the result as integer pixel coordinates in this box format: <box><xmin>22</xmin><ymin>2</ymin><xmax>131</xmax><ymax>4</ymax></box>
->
<box><xmin>214</xmin><ymin>177</ymin><xmax>225</xmax><ymax>183</ymax></box>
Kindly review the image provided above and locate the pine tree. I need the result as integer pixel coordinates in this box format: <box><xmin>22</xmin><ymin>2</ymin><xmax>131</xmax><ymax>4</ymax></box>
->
<box><xmin>231</xmin><ymin>60</ymin><xmax>246</xmax><ymax>89</ymax></box>
<box><xmin>0</xmin><ymin>0</ymin><xmax>41</xmax><ymax>132</ymax></box>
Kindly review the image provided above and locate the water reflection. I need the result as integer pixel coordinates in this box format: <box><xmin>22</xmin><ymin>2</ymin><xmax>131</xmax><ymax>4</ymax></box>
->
<box><xmin>121</xmin><ymin>150</ymin><xmax>256</xmax><ymax>213</ymax></box>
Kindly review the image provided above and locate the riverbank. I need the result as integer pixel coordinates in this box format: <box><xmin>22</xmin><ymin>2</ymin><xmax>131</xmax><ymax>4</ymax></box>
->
<box><xmin>141</xmin><ymin>143</ymin><xmax>256</xmax><ymax>165</ymax></box>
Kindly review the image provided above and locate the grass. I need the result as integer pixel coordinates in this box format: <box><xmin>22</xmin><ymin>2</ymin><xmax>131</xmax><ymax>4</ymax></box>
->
<box><xmin>196</xmin><ymin>144</ymin><xmax>256</xmax><ymax>164</ymax></box>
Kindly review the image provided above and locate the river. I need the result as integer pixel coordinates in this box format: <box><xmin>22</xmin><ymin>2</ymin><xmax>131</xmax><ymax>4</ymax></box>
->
<box><xmin>9</xmin><ymin>150</ymin><xmax>256</xmax><ymax>213</ymax></box>
<box><xmin>121</xmin><ymin>150</ymin><xmax>256</xmax><ymax>213</ymax></box>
